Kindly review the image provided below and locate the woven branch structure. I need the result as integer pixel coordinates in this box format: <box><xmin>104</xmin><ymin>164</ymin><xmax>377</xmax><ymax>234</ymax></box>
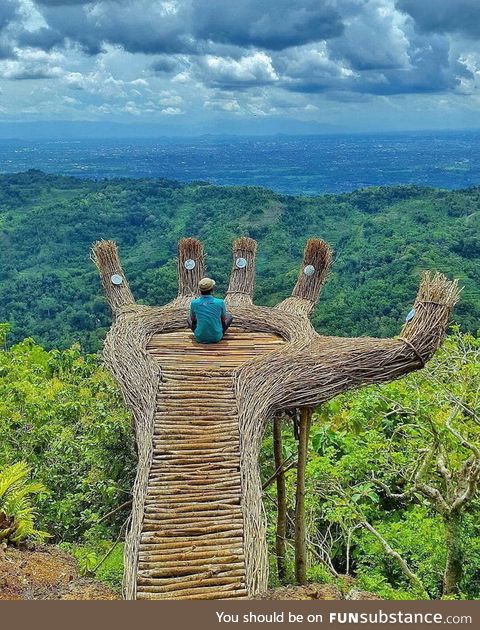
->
<box><xmin>92</xmin><ymin>237</ymin><xmax>459</xmax><ymax>599</ymax></box>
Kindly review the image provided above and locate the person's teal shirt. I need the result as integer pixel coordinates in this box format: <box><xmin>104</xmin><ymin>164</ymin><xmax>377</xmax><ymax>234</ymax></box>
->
<box><xmin>190</xmin><ymin>295</ymin><xmax>226</xmax><ymax>343</ymax></box>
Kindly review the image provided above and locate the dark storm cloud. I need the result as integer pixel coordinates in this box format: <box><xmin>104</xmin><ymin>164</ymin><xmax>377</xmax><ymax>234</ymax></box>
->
<box><xmin>151</xmin><ymin>55</ymin><xmax>185</xmax><ymax>74</ymax></box>
<box><xmin>355</xmin><ymin>32</ymin><xmax>469</xmax><ymax>95</ymax></box>
<box><xmin>0</xmin><ymin>0</ymin><xmax>19</xmax><ymax>29</ymax></box>
<box><xmin>0</xmin><ymin>0</ymin><xmax>21</xmax><ymax>59</ymax></box>
<box><xmin>0</xmin><ymin>43</ymin><xmax>13</xmax><ymax>59</ymax></box>
<box><xmin>397</xmin><ymin>0</ymin><xmax>480</xmax><ymax>38</ymax></box>
<box><xmin>27</xmin><ymin>0</ymin><xmax>347</xmax><ymax>57</ymax></box>
<box><xmin>29</xmin><ymin>1</ymin><xmax>195</xmax><ymax>56</ymax></box>
<box><xmin>190</xmin><ymin>0</ymin><xmax>344</xmax><ymax>51</ymax></box>
<box><xmin>20</xmin><ymin>3</ymin><xmax>104</xmax><ymax>54</ymax></box>
<box><xmin>5</xmin><ymin>66</ymin><xmax>60</xmax><ymax>80</ymax></box>
<box><xmin>19</xmin><ymin>26</ymin><xmax>73</xmax><ymax>53</ymax></box>
<box><xmin>282</xmin><ymin>28</ymin><xmax>472</xmax><ymax>97</ymax></box>
<box><xmin>34</xmin><ymin>1</ymin><xmax>95</xmax><ymax>5</ymax></box>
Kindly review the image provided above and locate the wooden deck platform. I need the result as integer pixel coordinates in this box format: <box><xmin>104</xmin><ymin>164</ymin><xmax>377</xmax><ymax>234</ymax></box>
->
<box><xmin>135</xmin><ymin>330</ymin><xmax>284</xmax><ymax>599</ymax></box>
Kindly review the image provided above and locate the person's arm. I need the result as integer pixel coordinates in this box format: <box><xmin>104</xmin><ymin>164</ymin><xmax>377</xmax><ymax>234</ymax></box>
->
<box><xmin>188</xmin><ymin>304</ymin><xmax>197</xmax><ymax>331</ymax></box>
<box><xmin>220</xmin><ymin>300</ymin><xmax>227</xmax><ymax>326</ymax></box>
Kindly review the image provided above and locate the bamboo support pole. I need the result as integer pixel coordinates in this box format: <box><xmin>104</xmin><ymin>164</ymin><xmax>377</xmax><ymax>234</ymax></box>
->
<box><xmin>295</xmin><ymin>407</ymin><xmax>313</xmax><ymax>585</ymax></box>
<box><xmin>273</xmin><ymin>413</ymin><xmax>287</xmax><ymax>584</ymax></box>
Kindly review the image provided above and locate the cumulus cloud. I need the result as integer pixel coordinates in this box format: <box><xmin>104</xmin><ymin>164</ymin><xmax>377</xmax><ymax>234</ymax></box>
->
<box><xmin>397</xmin><ymin>0</ymin><xmax>480</xmax><ymax>38</ymax></box>
<box><xmin>0</xmin><ymin>48</ymin><xmax>64</xmax><ymax>79</ymax></box>
<box><xmin>0</xmin><ymin>0</ymin><xmax>478</xmax><ymax>126</ymax></box>
<box><xmin>279</xmin><ymin>43</ymin><xmax>356</xmax><ymax>93</ymax></box>
<box><xmin>204</xmin><ymin>95</ymin><xmax>241</xmax><ymax>113</ymax></box>
<box><xmin>276</xmin><ymin>1</ymin><xmax>473</xmax><ymax>97</ymax></box>
<box><xmin>160</xmin><ymin>106</ymin><xmax>182</xmax><ymax>115</ymax></box>
<box><xmin>281</xmin><ymin>38</ymin><xmax>470</xmax><ymax>96</ymax></box>
<box><xmin>330</xmin><ymin>0</ymin><xmax>410</xmax><ymax>71</ymax></box>
<box><xmin>63</xmin><ymin>68</ymin><xmax>152</xmax><ymax>98</ymax></box>
<box><xmin>197</xmin><ymin>52</ymin><xmax>278</xmax><ymax>88</ymax></box>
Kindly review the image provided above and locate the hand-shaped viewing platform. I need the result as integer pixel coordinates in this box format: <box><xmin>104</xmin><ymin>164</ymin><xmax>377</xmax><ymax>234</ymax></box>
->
<box><xmin>92</xmin><ymin>237</ymin><xmax>459</xmax><ymax>599</ymax></box>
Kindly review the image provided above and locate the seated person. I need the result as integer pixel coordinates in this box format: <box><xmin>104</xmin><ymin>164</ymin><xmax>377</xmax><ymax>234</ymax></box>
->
<box><xmin>187</xmin><ymin>277</ymin><xmax>233</xmax><ymax>343</ymax></box>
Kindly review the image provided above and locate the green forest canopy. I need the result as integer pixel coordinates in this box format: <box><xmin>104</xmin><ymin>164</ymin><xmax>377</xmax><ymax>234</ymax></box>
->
<box><xmin>0</xmin><ymin>170</ymin><xmax>479</xmax><ymax>351</ymax></box>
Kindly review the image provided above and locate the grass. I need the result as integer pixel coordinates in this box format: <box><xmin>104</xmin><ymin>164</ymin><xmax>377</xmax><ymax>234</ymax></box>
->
<box><xmin>61</xmin><ymin>541</ymin><xmax>124</xmax><ymax>592</ymax></box>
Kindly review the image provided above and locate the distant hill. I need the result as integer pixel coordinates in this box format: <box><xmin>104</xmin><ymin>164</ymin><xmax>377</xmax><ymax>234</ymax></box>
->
<box><xmin>0</xmin><ymin>170</ymin><xmax>478</xmax><ymax>351</ymax></box>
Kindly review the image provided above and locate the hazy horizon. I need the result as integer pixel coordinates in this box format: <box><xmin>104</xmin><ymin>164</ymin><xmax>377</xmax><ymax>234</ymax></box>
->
<box><xmin>1</xmin><ymin>123</ymin><xmax>480</xmax><ymax>141</ymax></box>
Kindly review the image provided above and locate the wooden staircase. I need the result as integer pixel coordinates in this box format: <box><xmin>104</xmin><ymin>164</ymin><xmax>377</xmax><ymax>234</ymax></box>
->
<box><xmin>135</xmin><ymin>330</ymin><xmax>283</xmax><ymax>599</ymax></box>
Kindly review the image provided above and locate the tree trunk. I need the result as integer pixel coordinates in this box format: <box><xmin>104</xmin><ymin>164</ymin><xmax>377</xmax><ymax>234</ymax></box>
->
<box><xmin>295</xmin><ymin>407</ymin><xmax>312</xmax><ymax>585</ymax></box>
<box><xmin>361</xmin><ymin>521</ymin><xmax>429</xmax><ymax>599</ymax></box>
<box><xmin>273</xmin><ymin>414</ymin><xmax>287</xmax><ymax>583</ymax></box>
<box><xmin>443</xmin><ymin>513</ymin><xmax>463</xmax><ymax>596</ymax></box>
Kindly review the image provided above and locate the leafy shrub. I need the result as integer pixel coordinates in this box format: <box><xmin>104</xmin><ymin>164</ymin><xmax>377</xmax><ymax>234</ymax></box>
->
<box><xmin>0</xmin><ymin>336</ymin><xmax>135</xmax><ymax>543</ymax></box>
<box><xmin>0</xmin><ymin>462</ymin><xmax>49</xmax><ymax>544</ymax></box>
<box><xmin>353</xmin><ymin>508</ymin><xmax>446</xmax><ymax>599</ymax></box>
<box><xmin>307</xmin><ymin>564</ymin><xmax>334</xmax><ymax>585</ymax></box>
<box><xmin>63</xmin><ymin>541</ymin><xmax>124</xmax><ymax>591</ymax></box>
<box><xmin>356</xmin><ymin>571</ymin><xmax>414</xmax><ymax>601</ymax></box>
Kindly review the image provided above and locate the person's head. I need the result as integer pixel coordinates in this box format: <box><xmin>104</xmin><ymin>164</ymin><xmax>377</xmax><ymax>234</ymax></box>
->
<box><xmin>199</xmin><ymin>277</ymin><xmax>216</xmax><ymax>295</ymax></box>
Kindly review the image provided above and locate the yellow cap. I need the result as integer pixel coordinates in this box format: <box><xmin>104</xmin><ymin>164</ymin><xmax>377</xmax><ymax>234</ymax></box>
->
<box><xmin>199</xmin><ymin>277</ymin><xmax>216</xmax><ymax>291</ymax></box>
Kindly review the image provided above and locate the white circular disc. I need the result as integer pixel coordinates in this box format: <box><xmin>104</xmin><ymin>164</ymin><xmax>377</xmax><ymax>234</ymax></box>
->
<box><xmin>111</xmin><ymin>274</ymin><xmax>123</xmax><ymax>286</ymax></box>
<box><xmin>405</xmin><ymin>307</ymin><xmax>416</xmax><ymax>323</ymax></box>
<box><xmin>236</xmin><ymin>257</ymin><xmax>247</xmax><ymax>269</ymax></box>
<box><xmin>303</xmin><ymin>264</ymin><xmax>315</xmax><ymax>276</ymax></box>
<box><xmin>184</xmin><ymin>259</ymin><xmax>196</xmax><ymax>270</ymax></box>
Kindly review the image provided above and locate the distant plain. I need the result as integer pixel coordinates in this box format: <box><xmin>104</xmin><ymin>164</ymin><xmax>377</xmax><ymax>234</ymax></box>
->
<box><xmin>1</xmin><ymin>130</ymin><xmax>480</xmax><ymax>195</ymax></box>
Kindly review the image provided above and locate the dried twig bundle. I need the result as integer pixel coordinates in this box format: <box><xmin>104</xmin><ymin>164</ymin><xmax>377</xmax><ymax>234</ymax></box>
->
<box><xmin>92</xmin><ymin>237</ymin><xmax>459</xmax><ymax>600</ymax></box>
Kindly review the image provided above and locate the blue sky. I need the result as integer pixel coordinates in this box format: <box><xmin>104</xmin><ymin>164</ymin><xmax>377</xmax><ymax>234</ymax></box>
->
<box><xmin>1</xmin><ymin>0</ymin><xmax>480</xmax><ymax>135</ymax></box>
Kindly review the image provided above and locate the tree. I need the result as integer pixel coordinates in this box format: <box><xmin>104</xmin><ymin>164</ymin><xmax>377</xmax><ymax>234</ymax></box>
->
<box><xmin>303</xmin><ymin>330</ymin><xmax>480</xmax><ymax>598</ymax></box>
<box><xmin>0</xmin><ymin>335</ymin><xmax>135</xmax><ymax>542</ymax></box>
<box><xmin>370</xmin><ymin>331</ymin><xmax>480</xmax><ymax>596</ymax></box>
